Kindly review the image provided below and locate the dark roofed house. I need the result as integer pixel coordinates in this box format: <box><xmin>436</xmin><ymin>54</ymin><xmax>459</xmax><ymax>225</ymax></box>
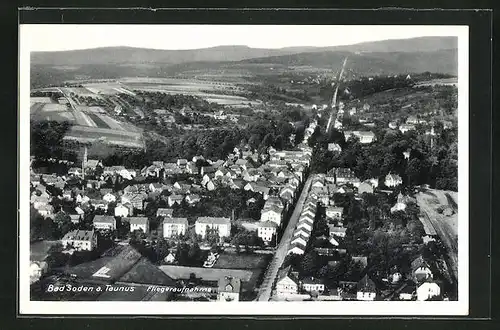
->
<box><xmin>411</xmin><ymin>255</ymin><xmax>433</xmax><ymax>283</ymax></box>
<box><xmin>201</xmin><ymin>166</ymin><xmax>216</xmax><ymax>176</ymax></box>
<box><xmin>156</xmin><ymin>208</ymin><xmax>174</xmax><ymax>218</ymax></box>
<box><xmin>129</xmin><ymin>217</ymin><xmax>149</xmax><ymax>233</ymax></box>
<box><xmin>356</xmin><ymin>275</ymin><xmax>377</xmax><ymax>300</ymax></box>
<box><xmin>217</xmin><ymin>276</ymin><xmax>241</xmax><ymax>302</ymax></box>
<box><xmin>93</xmin><ymin>215</ymin><xmax>116</xmax><ymax>230</ymax></box>
<box><xmin>276</xmin><ymin>266</ymin><xmax>299</xmax><ymax>296</ymax></box>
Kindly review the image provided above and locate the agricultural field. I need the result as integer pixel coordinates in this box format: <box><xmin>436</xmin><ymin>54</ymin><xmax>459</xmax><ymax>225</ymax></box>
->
<box><xmin>83</xmin><ymin>82</ymin><xmax>136</xmax><ymax>96</ymax></box>
<box><xmin>119</xmin><ymin>77</ymin><xmax>261</xmax><ymax>107</ymax></box>
<box><xmin>414</xmin><ymin>77</ymin><xmax>458</xmax><ymax>87</ymax></box>
<box><xmin>30</xmin><ymin>101</ymin><xmax>77</xmax><ymax>123</ymax></box>
<box><xmin>63</xmin><ymin>125</ymin><xmax>145</xmax><ymax>149</ymax></box>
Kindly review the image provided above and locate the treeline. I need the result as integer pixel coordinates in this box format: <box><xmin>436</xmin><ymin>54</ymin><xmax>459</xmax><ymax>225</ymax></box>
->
<box><xmin>119</xmin><ymin>92</ymin><xmax>223</xmax><ymax>113</ymax></box>
<box><xmin>165</xmin><ymin>187</ymin><xmax>265</xmax><ymax>223</ymax></box>
<box><xmin>309</xmin><ymin>124</ymin><xmax>458</xmax><ymax>191</ymax></box>
<box><xmin>245</xmin><ymin>83</ymin><xmax>312</xmax><ymax>103</ymax></box>
<box><xmin>30</xmin><ymin>120</ymin><xmax>77</xmax><ymax>162</ymax></box>
<box><xmin>103</xmin><ymin>117</ymin><xmax>297</xmax><ymax>167</ymax></box>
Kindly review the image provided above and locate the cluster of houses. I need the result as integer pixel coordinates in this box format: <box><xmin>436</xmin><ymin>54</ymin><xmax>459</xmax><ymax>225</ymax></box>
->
<box><xmin>276</xmin><ymin>251</ymin><xmax>442</xmax><ymax>301</ymax></box>
<box><xmin>387</xmin><ymin>115</ymin><xmax>455</xmax><ymax>136</ymax></box>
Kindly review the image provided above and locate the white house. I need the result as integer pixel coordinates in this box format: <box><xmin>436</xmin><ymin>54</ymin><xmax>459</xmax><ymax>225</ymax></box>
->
<box><xmin>291</xmin><ymin>235</ymin><xmax>308</xmax><ymax>247</ymax></box>
<box><xmin>61</xmin><ymin>230</ymin><xmax>97</xmax><ymax>251</ymax></box>
<box><xmin>102</xmin><ymin>192</ymin><xmax>117</xmax><ymax>203</ymax></box>
<box><xmin>344</xmin><ymin>130</ymin><xmax>376</xmax><ymax>144</ymax></box>
<box><xmin>276</xmin><ymin>267</ymin><xmax>299</xmax><ymax>296</ymax></box>
<box><xmin>399</xmin><ymin>124</ymin><xmax>415</xmax><ymax>134</ymax></box>
<box><xmin>301</xmin><ymin>277</ymin><xmax>325</xmax><ymax>294</ymax></box>
<box><xmin>195</xmin><ymin>217</ymin><xmax>231</xmax><ymax>239</ymax></box>
<box><xmin>417</xmin><ymin>281</ymin><xmax>441</xmax><ymax>301</ymax></box>
<box><xmin>257</xmin><ymin>221</ymin><xmax>278</xmax><ymax>243</ymax></box>
<box><xmin>288</xmin><ymin>242</ymin><xmax>306</xmax><ymax>255</ymax></box>
<box><xmin>326</xmin><ymin>206</ymin><xmax>343</xmax><ymax>221</ymax></box>
<box><xmin>168</xmin><ymin>194</ymin><xmax>184</xmax><ymax>207</ymax></box>
<box><xmin>385</xmin><ymin>173</ymin><xmax>402</xmax><ymax>187</ymax></box>
<box><xmin>163</xmin><ymin>218</ymin><xmax>188</xmax><ymax>238</ymax></box>
<box><xmin>129</xmin><ymin>217</ymin><xmax>149</xmax><ymax>233</ymax></box>
<box><xmin>260</xmin><ymin>206</ymin><xmax>283</xmax><ymax>226</ymax></box>
<box><xmin>165</xmin><ymin>252</ymin><xmax>176</xmax><ymax>264</ymax></box>
<box><xmin>114</xmin><ymin>204</ymin><xmax>130</xmax><ymax>217</ymax></box>
<box><xmin>217</xmin><ymin>276</ymin><xmax>241</xmax><ymax>302</ymax></box>
<box><xmin>356</xmin><ymin>275</ymin><xmax>377</xmax><ymax>301</ymax></box>
<box><xmin>297</xmin><ymin>221</ymin><xmax>313</xmax><ymax>232</ymax></box>
<box><xmin>329</xmin><ymin>225</ymin><xmax>347</xmax><ymax>238</ymax></box>
<box><xmin>157</xmin><ymin>208</ymin><xmax>174</xmax><ymax>218</ymax></box>
<box><xmin>93</xmin><ymin>215</ymin><xmax>116</xmax><ymax>230</ymax></box>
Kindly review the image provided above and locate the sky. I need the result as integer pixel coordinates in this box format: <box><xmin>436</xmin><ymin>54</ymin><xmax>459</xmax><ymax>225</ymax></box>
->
<box><xmin>21</xmin><ymin>24</ymin><xmax>463</xmax><ymax>52</ymax></box>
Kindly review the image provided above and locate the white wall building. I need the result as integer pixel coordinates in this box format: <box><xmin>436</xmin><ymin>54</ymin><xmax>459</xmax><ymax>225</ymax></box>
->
<box><xmin>61</xmin><ymin>230</ymin><xmax>97</xmax><ymax>251</ymax></box>
<box><xmin>195</xmin><ymin>217</ymin><xmax>231</xmax><ymax>238</ymax></box>
<box><xmin>163</xmin><ymin>218</ymin><xmax>188</xmax><ymax>238</ymax></box>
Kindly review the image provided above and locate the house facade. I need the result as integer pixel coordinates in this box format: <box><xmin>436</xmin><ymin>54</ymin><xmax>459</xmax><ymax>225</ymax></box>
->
<box><xmin>195</xmin><ymin>217</ymin><xmax>231</xmax><ymax>238</ymax></box>
<box><xmin>416</xmin><ymin>281</ymin><xmax>441</xmax><ymax>301</ymax></box>
<box><xmin>163</xmin><ymin>218</ymin><xmax>188</xmax><ymax>238</ymax></box>
<box><xmin>61</xmin><ymin>230</ymin><xmax>97</xmax><ymax>251</ymax></box>
<box><xmin>93</xmin><ymin>215</ymin><xmax>116</xmax><ymax>230</ymax></box>
<box><xmin>276</xmin><ymin>267</ymin><xmax>299</xmax><ymax>296</ymax></box>
<box><xmin>217</xmin><ymin>276</ymin><xmax>241</xmax><ymax>302</ymax></box>
<box><xmin>257</xmin><ymin>221</ymin><xmax>278</xmax><ymax>243</ymax></box>
<box><xmin>129</xmin><ymin>217</ymin><xmax>149</xmax><ymax>233</ymax></box>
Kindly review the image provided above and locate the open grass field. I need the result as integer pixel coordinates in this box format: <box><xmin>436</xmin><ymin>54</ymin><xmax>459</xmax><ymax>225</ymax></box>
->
<box><xmin>30</xmin><ymin>97</ymin><xmax>54</xmax><ymax>104</ymax></box>
<box><xmin>119</xmin><ymin>77</ymin><xmax>259</xmax><ymax>106</ymax></box>
<box><xmin>83</xmin><ymin>82</ymin><xmax>135</xmax><ymax>96</ymax></box>
<box><xmin>214</xmin><ymin>253</ymin><xmax>271</xmax><ymax>270</ymax></box>
<box><xmin>30</xmin><ymin>102</ymin><xmax>46</xmax><ymax>115</ymax></box>
<box><xmin>73</xmin><ymin>109</ymin><xmax>96</xmax><ymax>127</ymax></box>
<box><xmin>159</xmin><ymin>265</ymin><xmax>254</xmax><ymax>282</ymax></box>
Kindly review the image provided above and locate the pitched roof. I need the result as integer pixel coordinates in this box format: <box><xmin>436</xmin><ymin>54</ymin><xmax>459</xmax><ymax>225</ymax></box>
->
<box><xmin>356</xmin><ymin>274</ymin><xmax>376</xmax><ymax>292</ymax></box>
<box><xmin>196</xmin><ymin>217</ymin><xmax>231</xmax><ymax>225</ymax></box>
<box><xmin>157</xmin><ymin>208</ymin><xmax>173</xmax><ymax>216</ymax></box>
<box><xmin>163</xmin><ymin>218</ymin><xmax>188</xmax><ymax>226</ymax></box>
<box><xmin>257</xmin><ymin>221</ymin><xmax>278</xmax><ymax>228</ymax></box>
<box><xmin>129</xmin><ymin>217</ymin><xmax>148</xmax><ymax>225</ymax></box>
<box><xmin>62</xmin><ymin>229</ymin><xmax>95</xmax><ymax>241</ymax></box>
<box><xmin>218</xmin><ymin>276</ymin><xmax>241</xmax><ymax>293</ymax></box>
<box><xmin>93</xmin><ymin>215</ymin><xmax>115</xmax><ymax>224</ymax></box>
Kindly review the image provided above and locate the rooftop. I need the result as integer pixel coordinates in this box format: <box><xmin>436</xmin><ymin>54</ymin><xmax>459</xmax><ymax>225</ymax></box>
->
<box><xmin>196</xmin><ymin>217</ymin><xmax>231</xmax><ymax>225</ymax></box>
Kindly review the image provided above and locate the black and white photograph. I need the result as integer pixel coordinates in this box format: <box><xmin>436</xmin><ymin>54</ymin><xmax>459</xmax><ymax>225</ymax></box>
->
<box><xmin>19</xmin><ymin>23</ymin><xmax>469</xmax><ymax>315</ymax></box>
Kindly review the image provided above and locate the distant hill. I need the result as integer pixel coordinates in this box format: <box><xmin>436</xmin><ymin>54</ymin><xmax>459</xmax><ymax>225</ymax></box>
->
<box><xmin>240</xmin><ymin>49</ymin><xmax>458</xmax><ymax>75</ymax></box>
<box><xmin>31</xmin><ymin>36</ymin><xmax>457</xmax><ymax>66</ymax></box>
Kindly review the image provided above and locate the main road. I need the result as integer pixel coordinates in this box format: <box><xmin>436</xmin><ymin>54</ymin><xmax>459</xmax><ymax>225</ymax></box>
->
<box><xmin>256</xmin><ymin>174</ymin><xmax>315</xmax><ymax>301</ymax></box>
<box><xmin>326</xmin><ymin>56</ymin><xmax>348</xmax><ymax>132</ymax></box>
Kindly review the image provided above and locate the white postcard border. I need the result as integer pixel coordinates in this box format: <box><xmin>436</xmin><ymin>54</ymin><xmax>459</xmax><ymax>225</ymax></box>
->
<box><xmin>19</xmin><ymin>24</ymin><xmax>469</xmax><ymax>316</ymax></box>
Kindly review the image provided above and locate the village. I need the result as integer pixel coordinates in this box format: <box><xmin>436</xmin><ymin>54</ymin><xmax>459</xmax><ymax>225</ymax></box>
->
<box><xmin>30</xmin><ymin>87</ymin><xmax>457</xmax><ymax>302</ymax></box>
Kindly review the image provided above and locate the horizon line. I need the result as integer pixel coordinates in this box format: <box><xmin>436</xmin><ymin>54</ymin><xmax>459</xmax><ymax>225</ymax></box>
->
<box><xmin>29</xmin><ymin>36</ymin><xmax>454</xmax><ymax>53</ymax></box>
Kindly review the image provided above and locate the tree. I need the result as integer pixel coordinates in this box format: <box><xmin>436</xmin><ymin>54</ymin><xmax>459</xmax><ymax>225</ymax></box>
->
<box><xmin>155</xmin><ymin>238</ymin><xmax>171</xmax><ymax>262</ymax></box>
<box><xmin>300</xmin><ymin>251</ymin><xmax>319</xmax><ymax>276</ymax></box>
<box><xmin>274</xmin><ymin>135</ymin><xmax>285</xmax><ymax>150</ymax></box>
<box><xmin>406</xmin><ymin>158</ymin><xmax>422</xmax><ymax>187</ymax></box>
